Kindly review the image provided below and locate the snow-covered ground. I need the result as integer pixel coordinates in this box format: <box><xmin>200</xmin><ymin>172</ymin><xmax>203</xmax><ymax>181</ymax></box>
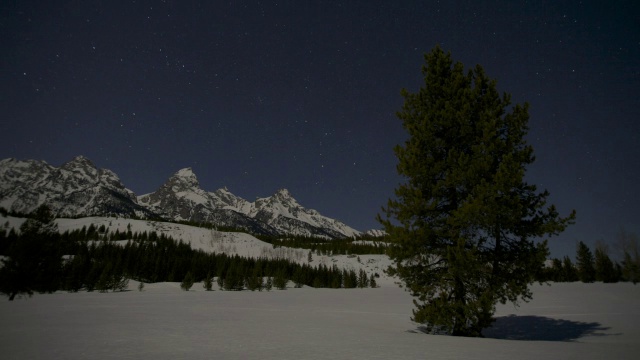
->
<box><xmin>0</xmin><ymin>282</ymin><xmax>638</xmax><ymax>359</ymax></box>
<box><xmin>2</xmin><ymin>216</ymin><xmax>639</xmax><ymax>358</ymax></box>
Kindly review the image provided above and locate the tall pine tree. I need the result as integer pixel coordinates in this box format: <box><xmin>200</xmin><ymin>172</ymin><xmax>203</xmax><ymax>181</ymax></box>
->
<box><xmin>618</xmin><ymin>229</ymin><xmax>640</xmax><ymax>284</ymax></box>
<box><xmin>576</xmin><ymin>241</ymin><xmax>596</xmax><ymax>283</ymax></box>
<box><xmin>0</xmin><ymin>205</ymin><xmax>63</xmax><ymax>300</ymax></box>
<box><xmin>562</xmin><ymin>256</ymin><xmax>578</xmax><ymax>282</ymax></box>
<box><xmin>379</xmin><ymin>46</ymin><xmax>575</xmax><ymax>336</ymax></box>
<box><xmin>594</xmin><ymin>244</ymin><xmax>617</xmax><ymax>283</ymax></box>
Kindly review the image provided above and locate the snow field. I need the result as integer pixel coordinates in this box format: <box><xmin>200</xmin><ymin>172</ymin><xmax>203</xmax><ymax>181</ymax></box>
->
<box><xmin>0</xmin><ymin>283</ymin><xmax>638</xmax><ymax>359</ymax></box>
<box><xmin>2</xmin><ymin>216</ymin><xmax>639</xmax><ymax>358</ymax></box>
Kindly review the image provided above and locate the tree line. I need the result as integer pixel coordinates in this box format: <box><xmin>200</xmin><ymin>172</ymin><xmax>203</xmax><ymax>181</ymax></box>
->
<box><xmin>0</xmin><ymin>206</ymin><xmax>378</xmax><ymax>300</ymax></box>
<box><xmin>538</xmin><ymin>239</ymin><xmax>640</xmax><ymax>283</ymax></box>
<box><xmin>255</xmin><ymin>233</ymin><xmax>389</xmax><ymax>256</ymax></box>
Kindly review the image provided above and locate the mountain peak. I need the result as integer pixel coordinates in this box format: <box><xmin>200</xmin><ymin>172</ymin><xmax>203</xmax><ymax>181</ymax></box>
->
<box><xmin>270</xmin><ymin>188</ymin><xmax>298</xmax><ymax>206</ymax></box>
<box><xmin>62</xmin><ymin>155</ymin><xmax>96</xmax><ymax>170</ymax></box>
<box><xmin>275</xmin><ymin>188</ymin><xmax>292</xmax><ymax>197</ymax></box>
<box><xmin>175</xmin><ymin>167</ymin><xmax>195</xmax><ymax>178</ymax></box>
<box><xmin>0</xmin><ymin>155</ymin><xmax>144</xmax><ymax>217</ymax></box>
<box><xmin>1</xmin><ymin>156</ymin><xmax>362</xmax><ymax>238</ymax></box>
<box><xmin>169</xmin><ymin>167</ymin><xmax>199</xmax><ymax>189</ymax></box>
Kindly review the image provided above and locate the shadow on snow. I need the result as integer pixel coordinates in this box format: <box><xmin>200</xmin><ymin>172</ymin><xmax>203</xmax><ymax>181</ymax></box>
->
<box><xmin>482</xmin><ymin>315</ymin><xmax>617</xmax><ymax>341</ymax></box>
<box><xmin>409</xmin><ymin>315</ymin><xmax>617</xmax><ymax>341</ymax></box>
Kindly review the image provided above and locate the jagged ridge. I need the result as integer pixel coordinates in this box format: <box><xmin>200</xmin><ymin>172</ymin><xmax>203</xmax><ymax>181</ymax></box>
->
<box><xmin>0</xmin><ymin>156</ymin><xmax>362</xmax><ymax>238</ymax></box>
<box><xmin>138</xmin><ymin>168</ymin><xmax>361</xmax><ymax>238</ymax></box>
<box><xmin>0</xmin><ymin>156</ymin><xmax>153</xmax><ymax>218</ymax></box>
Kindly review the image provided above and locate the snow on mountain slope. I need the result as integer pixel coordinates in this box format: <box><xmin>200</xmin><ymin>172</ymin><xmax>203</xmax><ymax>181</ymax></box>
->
<box><xmin>55</xmin><ymin>216</ymin><xmax>281</xmax><ymax>259</ymax></box>
<box><xmin>1</xmin><ymin>156</ymin><xmax>362</xmax><ymax>238</ymax></box>
<box><xmin>241</xmin><ymin>189</ymin><xmax>360</xmax><ymax>238</ymax></box>
<box><xmin>137</xmin><ymin>168</ymin><xmax>216</xmax><ymax>221</ymax></box>
<box><xmin>140</xmin><ymin>168</ymin><xmax>361</xmax><ymax>238</ymax></box>
<box><xmin>0</xmin><ymin>158</ymin><xmax>54</xmax><ymax>192</ymax></box>
<box><xmin>0</xmin><ymin>156</ymin><xmax>150</xmax><ymax>218</ymax></box>
<box><xmin>137</xmin><ymin>169</ymin><xmax>277</xmax><ymax>235</ymax></box>
<box><xmin>364</xmin><ymin>229</ymin><xmax>387</xmax><ymax>237</ymax></box>
<box><xmin>213</xmin><ymin>187</ymin><xmax>253</xmax><ymax>213</ymax></box>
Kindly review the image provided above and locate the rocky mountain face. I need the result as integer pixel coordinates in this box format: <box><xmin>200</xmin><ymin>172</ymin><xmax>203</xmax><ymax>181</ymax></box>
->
<box><xmin>138</xmin><ymin>168</ymin><xmax>361</xmax><ymax>238</ymax></box>
<box><xmin>244</xmin><ymin>189</ymin><xmax>360</xmax><ymax>238</ymax></box>
<box><xmin>0</xmin><ymin>156</ymin><xmax>362</xmax><ymax>238</ymax></box>
<box><xmin>0</xmin><ymin>156</ymin><xmax>152</xmax><ymax>218</ymax></box>
<box><xmin>137</xmin><ymin>168</ymin><xmax>277</xmax><ymax>235</ymax></box>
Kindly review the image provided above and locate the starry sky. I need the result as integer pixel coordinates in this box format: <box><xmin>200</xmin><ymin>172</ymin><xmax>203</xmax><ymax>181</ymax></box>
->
<box><xmin>1</xmin><ymin>1</ymin><xmax>638</xmax><ymax>258</ymax></box>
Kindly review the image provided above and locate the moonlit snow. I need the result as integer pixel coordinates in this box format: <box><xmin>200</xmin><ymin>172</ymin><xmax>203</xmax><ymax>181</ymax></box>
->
<box><xmin>1</xmin><ymin>216</ymin><xmax>639</xmax><ymax>359</ymax></box>
<box><xmin>1</xmin><ymin>283</ymin><xmax>639</xmax><ymax>359</ymax></box>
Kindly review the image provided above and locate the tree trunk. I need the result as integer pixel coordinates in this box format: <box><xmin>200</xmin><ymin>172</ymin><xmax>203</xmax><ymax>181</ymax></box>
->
<box><xmin>491</xmin><ymin>224</ymin><xmax>502</xmax><ymax>289</ymax></box>
<box><xmin>452</xmin><ymin>276</ymin><xmax>467</xmax><ymax>336</ymax></box>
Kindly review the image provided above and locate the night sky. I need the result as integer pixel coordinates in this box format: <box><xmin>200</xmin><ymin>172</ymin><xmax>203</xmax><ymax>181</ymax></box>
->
<box><xmin>1</xmin><ymin>1</ymin><xmax>638</xmax><ymax>258</ymax></box>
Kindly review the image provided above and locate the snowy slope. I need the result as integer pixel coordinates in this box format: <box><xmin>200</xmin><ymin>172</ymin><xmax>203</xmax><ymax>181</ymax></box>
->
<box><xmin>244</xmin><ymin>189</ymin><xmax>361</xmax><ymax>238</ymax></box>
<box><xmin>138</xmin><ymin>168</ymin><xmax>361</xmax><ymax>238</ymax></box>
<box><xmin>47</xmin><ymin>216</ymin><xmax>392</xmax><ymax>283</ymax></box>
<box><xmin>0</xmin><ymin>156</ymin><xmax>151</xmax><ymax>218</ymax></box>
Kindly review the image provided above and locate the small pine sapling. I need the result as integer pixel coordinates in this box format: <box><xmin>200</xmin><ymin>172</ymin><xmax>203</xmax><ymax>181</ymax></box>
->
<box><xmin>180</xmin><ymin>272</ymin><xmax>194</xmax><ymax>291</ymax></box>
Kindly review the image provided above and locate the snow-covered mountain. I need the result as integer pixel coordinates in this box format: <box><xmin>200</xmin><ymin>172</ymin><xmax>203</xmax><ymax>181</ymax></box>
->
<box><xmin>0</xmin><ymin>156</ymin><xmax>361</xmax><ymax>238</ymax></box>
<box><xmin>0</xmin><ymin>156</ymin><xmax>152</xmax><ymax>218</ymax></box>
<box><xmin>138</xmin><ymin>168</ymin><xmax>361</xmax><ymax>238</ymax></box>
<box><xmin>242</xmin><ymin>189</ymin><xmax>360</xmax><ymax>238</ymax></box>
<box><xmin>363</xmin><ymin>229</ymin><xmax>387</xmax><ymax>238</ymax></box>
<box><xmin>137</xmin><ymin>168</ymin><xmax>277</xmax><ymax>235</ymax></box>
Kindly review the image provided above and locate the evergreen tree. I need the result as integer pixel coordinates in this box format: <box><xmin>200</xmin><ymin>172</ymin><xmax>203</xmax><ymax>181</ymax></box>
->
<box><xmin>223</xmin><ymin>262</ymin><xmax>244</xmax><ymax>291</ymax></box>
<box><xmin>292</xmin><ymin>268</ymin><xmax>305</xmax><ymax>288</ymax></box>
<box><xmin>181</xmin><ymin>271</ymin><xmax>194</xmax><ymax>291</ymax></box>
<box><xmin>0</xmin><ymin>228</ymin><xmax>17</xmax><ymax>256</ymax></box>
<box><xmin>216</xmin><ymin>264</ymin><xmax>225</xmax><ymax>290</ymax></box>
<box><xmin>618</xmin><ymin>230</ymin><xmax>640</xmax><ymax>284</ymax></box>
<box><xmin>576</xmin><ymin>241</ymin><xmax>596</xmax><ymax>283</ymax></box>
<box><xmin>203</xmin><ymin>272</ymin><xmax>213</xmax><ymax>291</ymax></box>
<box><xmin>0</xmin><ymin>205</ymin><xmax>63</xmax><ymax>300</ymax></box>
<box><xmin>96</xmin><ymin>262</ymin><xmax>114</xmax><ymax>292</ymax></box>
<box><xmin>85</xmin><ymin>255</ymin><xmax>101</xmax><ymax>292</ymax></box>
<box><xmin>562</xmin><ymin>256</ymin><xmax>578</xmax><ymax>282</ymax></box>
<box><xmin>358</xmin><ymin>269</ymin><xmax>368</xmax><ymax>288</ymax></box>
<box><xmin>369</xmin><ymin>273</ymin><xmax>377</xmax><ymax>288</ymax></box>
<box><xmin>342</xmin><ymin>269</ymin><xmax>354</xmax><ymax>288</ymax></box>
<box><xmin>113</xmin><ymin>275</ymin><xmax>129</xmax><ymax>292</ymax></box>
<box><xmin>549</xmin><ymin>258</ymin><xmax>563</xmax><ymax>282</ymax></box>
<box><xmin>245</xmin><ymin>266</ymin><xmax>263</xmax><ymax>291</ymax></box>
<box><xmin>111</xmin><ymin>258</ymin><xmax>129</xmax><ymax>291</ymax></box>
<box><xmin>622</xmin><ymin>253</ymin><xmax>640</xmax><ymax>284</ymax></box>
<box><xmin>273</xmin><ymin>269</ymin><xmax>288</xmax><ymax>290</ymax></box>
<box><xmin>378</xmin><ymin>46</ymin><xmax>575</xmax><ymax>336</ymax></box>
<box><xmin>265</xmin><ymin>276</ymin><xmax>273</xmax><ymax>291</ymax></box>
<box><xmin>330</xmin><ymin>265</ymin><xmax>343</xmax><ymax>289</ymax></box>
<box><xmin>62</xmin><ymin>254</ymin><xmax>86</xmax><ymax>292</ymax></box>
<box><xmin>594</xmin><ymin>242</ymin><xmax>617</xmax><ymax>283</ymax></box>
